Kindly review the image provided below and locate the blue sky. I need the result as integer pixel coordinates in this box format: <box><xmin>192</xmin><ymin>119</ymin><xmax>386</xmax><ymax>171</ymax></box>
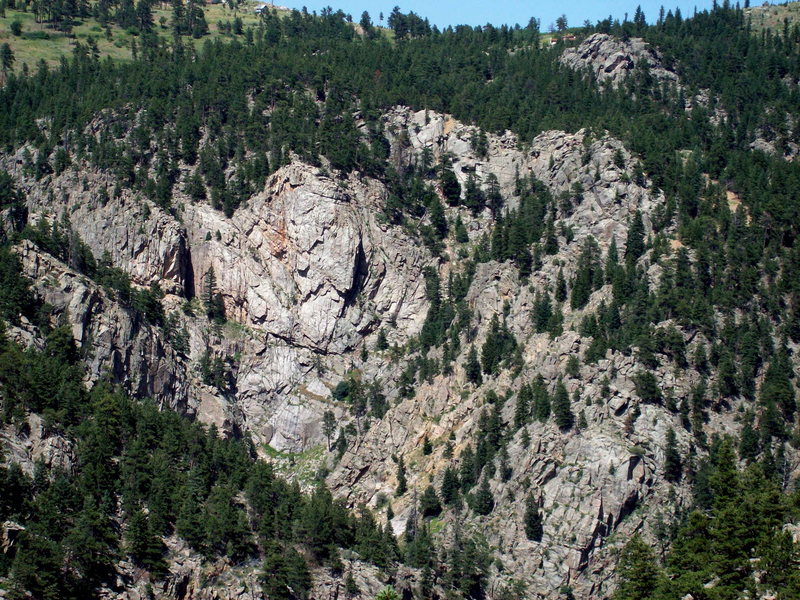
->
<box><xmin>279</xmin><ymin>0</ymin><xmax>768</xmax><ymax>30</ymax></box>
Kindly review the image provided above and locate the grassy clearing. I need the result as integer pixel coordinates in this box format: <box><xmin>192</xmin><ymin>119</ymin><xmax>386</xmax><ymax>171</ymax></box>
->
<box><xmin>263</xmin><ymin>443</ymin><xmax>326</xmax><ymax>486</ymax></box>
<box><xmin>745</xmin><ymin>1</ymin><xmax>800</xmax><ymax>33</ymax></box>
<box><xmin>0</xmin><ymin>1</ymin><xmax>283</xmax><ymax>72</ymax></box>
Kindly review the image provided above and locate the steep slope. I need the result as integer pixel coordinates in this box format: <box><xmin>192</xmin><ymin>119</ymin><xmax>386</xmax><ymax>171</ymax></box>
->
<box><xmin>3</xmin><ymin>101</ymin><xmax>800</xmax><ymax>598</ymax></box>
<box><xmin>2</xmin><ymin>5</ymin><xmax>800</xmax><ymax>599</ymax></box>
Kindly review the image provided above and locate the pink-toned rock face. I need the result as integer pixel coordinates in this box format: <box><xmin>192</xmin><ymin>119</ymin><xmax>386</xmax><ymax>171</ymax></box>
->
<box><xmin>182</xmin><ymin>161</ymin><xmax>430</xmax><ymax>354</ymax></box>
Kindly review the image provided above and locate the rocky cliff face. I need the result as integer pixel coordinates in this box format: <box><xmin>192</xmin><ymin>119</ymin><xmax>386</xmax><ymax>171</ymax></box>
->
<box><xmin>3</xmin><ymin>145</ymin><xmax>433</xmax><ymax>453</ymax></box>
<box><xmin>2</xmin><ymin>102</ymin><xmax>797</xmax><ymax>600</ymax></box>
<box><xmin>5</xmin><ymin>152</ymin><xmax>190</xmax><ymax>295</ymax></box>
<box><xmin>560</xmin><ymin>33</ymin><xmax>680</xmax><ymax>89</ymax></box>
<box><xmin>559</xmin><ymin>33</ymin><xmax>737</xmax><ymax>131</ymax></box>
<box><xmin>324</xmin><ymin>109</ymin><xmax>680</xmax><ymax>597</ymax></box>
<box><xmin>13</xmin><ymin>239</ymin><xmax>193</xmax><ymax>412</ymax></box>
<box><xmin>181</xmin><ymin>162</ymin><xmax>429</xmax><ymax>353</ymax></box>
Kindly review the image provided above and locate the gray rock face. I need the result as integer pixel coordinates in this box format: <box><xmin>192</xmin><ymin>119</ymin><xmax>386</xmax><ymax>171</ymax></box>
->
<box><xmin>0</xmin><ymin>413</ymin><xmax>76</xmax><ymax>477</ymax></box>
<box><xmin>5</xmin><ymin>153</ymin><xmax>189</xmax><ymax>295</ymax></box>
<box><xmin>560</xmin><ymin>33</ymin><xmax>679</xmax><ymax>89</ymax></box>
<box><xmin>558</xmin><ymin>34</ymin><xmax>729</xmax><ymax>126</ymax></box>
<box><xmin>14</xmin><ymin>240</ymin><xmax>193</xmax><ymax>412</ymax></box>
<box><xmin>322</xmin><ymin>109</ymin><xmax>681</xmax><ymax>598</ymax></box>
<box><xmin>5</xmin><ymin>151</ymin><xmax>433</xmax><ymax>453</ymax></box>
<box><xmin>182</xmin><ymin>162</ymin><xmax>429</xmax><ymax>354</ymax></box>
<box><xmin>5</xmin><ymin>106</ymin><xmax>788</xmax><ymax>600</ymax></box>
<box><xmin>175</xmin><ymin>161</ymin><xmax>431</xmax><ymax>450</ymax></box>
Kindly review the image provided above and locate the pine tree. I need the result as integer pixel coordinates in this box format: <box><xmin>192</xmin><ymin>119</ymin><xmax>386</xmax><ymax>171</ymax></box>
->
<box><xmin>463</xmin><ymin>173</ymin><xmax>486</xmax><ymax>215</ymax></box>
<box><xmin>440</xmin><ymin>466</ymin><xmax>461</xmax><ymax>506</ymax></box>
<box><xmin>533</xmin><ymin>376</ymin><xmax>551</xmax><ymax>422</ymax></box>
<box><xmin>439</xmin><ymin>162</ymin><xmax>461</xmax><ymax>206</ymax></box>
<box><xmin>261</xmin><ymin>541</ymin><xmax>312</xmax><ymax>600</ymax></box>
<box><xmin>760</xmin><ymin>349</ymin><xmax>796</xmax><ymax>419</ymax></box>
<box><xmin>471</xmin><ymin>476</ymin><xmax>494</xmax><ymax>516</ymax></box>
<box><xmin>533</xmin><ymin>291</ymin><xmax>553</xmax><ymax>333</ymax></box>
<box><xmin>514</xmin><ymin>385</ymin><xmax>531</xmax><ymax>429</ymax></box>
<box><xmin>555</xmin><ymin>268</ymin><xmax>568</xmax><ymax>303</ymax></box>
<box><xmin>486</xmin><ymin>173</ymin><xmax>503</xmax><ymax>215</ymax></box>
<box><xmin>738</xmin><ymin>412</ymin><xmax>760</xmax><ymax>462</ymax></box>
<box><xmin>664</xmin><ymin>428</ymin><xmax>682</xmax><ymax>482</ymax></box>
<box><xmin>717</xmin><ymin>349</ymin><xmax>738</xmax><ymax>398</ymax></box>
<box><xmin>625</xmin><ymin>210</ymin><xmax>646</xmax><ymax>264</ymax></box>
<box><xmin>523</xmin><ymin>493</ymin><xmax>543</xmax><ymax>542</ymax></box>
<box><xmin>419</xmin><ymin>485</ymin><xmax>442</xmax><ymax>517</ymax></box>
<box><xmin>465</xmin><ymin>345</ymin><xmax>483</xmax><ymax>386</ymax></box>
<box><xmin>170</xmin><ymin>0</ymin><xmax>185</xmax><ymax>34</ymax></box>
<box><xmin>613</xmin><ymin>534</ymin><xmax>663</xmax><ymax>600</ymax></box>
<box><xmin>454</xmin><ymin>215</ymin><xmax>469</xmax><ymax>243</ymax></box>
<box><xmin>126</xmin><ymin>508</ymin><xmax>166</xmax><ymax>572</ymax></box>
<box><xmin>459</xmin><ymin>445</ymin><xmax>477</xmax><ymax>492</ymax></box>
<box><xmin>375</xmin><ymin>328</ymin><xmax>389</xmax><ymax>350</ymax></box>
<box><xmin>203</xmin><ymin>267</ymin><xmax>225</xmax><ymax>323</ymax></box>
<box><xmin>0</xmin><ymin>43</ymin><xmax>14</xmax><ymax>77</ymax></box>
<box><xmin>395</xmin><ymin>456</ymin><xmax>407</xmax><ymax>497</ymax></box>
<box><xmin>174</xmin><ymin>497</ymin><xmax>206</xmax><ymax>553</ymax></box>
<box><xmin>553</xmin><ymin>379</ymin><xmax>574</xmax><ymax>430</ymax></box>
<box><xmin>322</xmin><ymin>410</ymin><xmax>336</xmax><ymax>451</ymax></box>
<box><xmin>606</xmin><ymin>237</ymin><xmax>621</xmax><ymax>283</ymax></box>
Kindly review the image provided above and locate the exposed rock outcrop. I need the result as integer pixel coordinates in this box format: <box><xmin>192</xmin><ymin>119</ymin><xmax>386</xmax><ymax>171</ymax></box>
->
<box><xmin>559</xmin><ymin>33</ymin><xmax>729</xmax><ymax>126</ymax></box>
<box><xmin>0</xmin><ymin>413</ymin><xmax>76</xmax><ymax>477</ymax></box>
<box><xmin>14</xmin><ymin>239</ymin><xmax>193</xmax><ymax>412</ymax></box>
<box><xmin>4</xmin><ymin>105</ymin><xmax>794</xmax><ymax>600</ymax></box>
<box><xmin>182</xmin><ymin>162</ymin><xmax>429</xmax><ymax>354</ymax></box>
<box><xmin>4</xmin><ymin>152</ymin><xmax>190</xmax><ymax>295</ymax></box>
<box><xmin>560</xmin><ymin>33</ymin><xmax>680</xmax><ymax>89</ymax></box>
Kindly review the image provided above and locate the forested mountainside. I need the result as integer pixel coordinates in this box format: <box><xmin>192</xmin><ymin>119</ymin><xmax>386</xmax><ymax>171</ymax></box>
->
<box><xmin>2</xmin><ymin>1</ymin><xmax>800</xmax><ymax>599</ymax></box>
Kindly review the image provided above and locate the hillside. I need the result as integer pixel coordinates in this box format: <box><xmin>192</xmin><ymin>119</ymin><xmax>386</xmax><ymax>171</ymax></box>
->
<box><xmin>747</xmin><ymin>0</ymin><xmax>800</xmax><ymax>33</ymax></box>
<box><xmin>0</xmin><ymin>0</ymin><xmax>379</xmax><ymax>72</ymax></box>
<box><xmin>1</xmin><ymin>3</ymin><xmax>800</xmax><ymax>600</ymax></box>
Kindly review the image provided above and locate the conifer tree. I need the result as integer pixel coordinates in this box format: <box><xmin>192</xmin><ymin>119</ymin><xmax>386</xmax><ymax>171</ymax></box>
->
<box><xmin>471</xmin><ymin>476</ymin><xmax>494</xmax><ymax>516</ymax></box>
<box><xmin>454</xmin><ymin>215</ymin><xmax>469</xmax><ymax>243</ymax></box>
<box><xmin>760</xmin><ymin>348</ymin><xmax>796</xmax><ymax>419</ymax></box>
<box><xmin>523</xmin><ymin>493</ymin><xmax>543</xmax><ymax>542</ymax></box>
<box><xmin>439</xmin><ymin>160</ymin><xmax>461</xmax><ymax>206</ymax></box>
<box><xmin>533</xmin><ymin>291</ymin><xmax>553</xmax><ymax>333</ymax></box>
<box><xmin>322</xmin><ymin>410</ymin><xmax>336</xmax><ymax>451</ymax></box>
<box><xmin>738</xmin><ymin>412</ymin><xmax>760</xmax><ymax>461</ymax></box>
<box><xmin>533</xmin><ymin>376</ymin><xmax>551</xmax><ymax>422</ymax></box>
<box><xmin>203</xmin><ymin>267</ymin><xmax>225</xmax><ymax>323</ymax></box>
<box><xmin>440</xmin><ymin>466</ymin><xmax>461</xmax><ymax>506</ymax></box>
<box><xmin>0</xmin><ymin>43</ymin><xmax>14</xmax><ymax>78</ymax></box>
<box><xmin>555</xmin><ymin>268</ymin><xmax>568</xmax><ymax>302</ymax></box>
<box><xmin>625</xmin><ymin>210</ymin><xmax>646</xmax><ymax>264</ymax></box>
<box><xmin>553</xmin><ymin>379</ymin><xmax>574</xmax><ymax>430</ymax></box>
<box><xmin>419</xmin><ymin>485</ymin><xmax>442</xmax><ymax>517</ymax></box>
<box><xmin>664</xmin><ymin>428</ymin><xmax>682</xmax><ymax>482</ymax></box>
<box><xmin>261</xmin><ymin>541</ymin><xmax>311</xmax><ymax>600</ymax></box>
<box><xmin>126</xmin><ymin>509</ymin><xmax>165</xmax><ymax>571</ymax></box>
<box><xmin>613</xmin><ymin>534</ymin><xmax>663</xmax><ymax>600</ymax></box>
<box><xmin>465</xmin><ymin>345</ymin><xmax>483</xmax><ymax>386</ymax></box>
<box><xmin>395</xmin><ymin>456</ymin><xmax>407</xmax><ymax>497</ymax></box>
<box><xmin>375</xmin><ymin>328</ymin><xmax>389</xmax><ymax>351</ymax></box>
<box><xmin>514</xmin><ymin>385</ymin><xmax>532</xmax><ymax>429</ymax></box>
